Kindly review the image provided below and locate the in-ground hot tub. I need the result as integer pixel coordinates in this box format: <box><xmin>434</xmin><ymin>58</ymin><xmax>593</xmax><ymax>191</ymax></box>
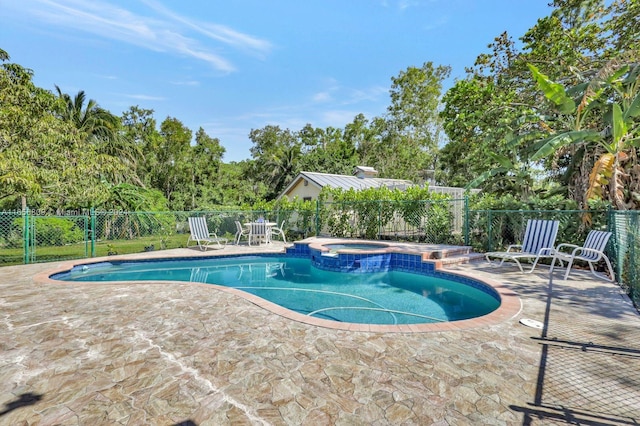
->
<box><xmin>322</xmin><ymin>242</ymin><xmax>390</xmax><ymax>252</ymax></box>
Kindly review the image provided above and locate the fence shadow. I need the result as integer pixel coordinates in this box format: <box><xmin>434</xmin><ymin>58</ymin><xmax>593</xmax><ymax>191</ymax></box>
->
<box><xmin>510</xmin><ymin>275</ymin><xmax>640</xmax><ymax>425</ymax></box>
<box><xmin>0</xmin><ymin>392</ymin><xmax>43</xmax><ymax>416</ymax></box>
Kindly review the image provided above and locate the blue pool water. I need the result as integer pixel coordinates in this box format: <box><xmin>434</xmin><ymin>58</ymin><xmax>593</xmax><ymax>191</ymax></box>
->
<box><xmin>53</xmin><ymin>256</ymin><xmax>500</xmax><ymax>325</ymax></box>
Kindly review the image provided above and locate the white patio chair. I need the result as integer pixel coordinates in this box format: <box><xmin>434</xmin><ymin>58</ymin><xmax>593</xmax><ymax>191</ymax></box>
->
<box><xmin>249</xmin><ymin>221</ymin><xmax>269</xmax><ymax>246</ymax></box>
<box><xmin>187</xmin><ymin>217</ymin><xmax>227</xmax><ymax>251</ymax></box>
<box><xmin>270</xmin><ymin>220</ymin><xmax>287</xmax><ymax>243</ymax></box>
<box><xmin>550</xmin><ymin>230</ymin><xmax>614</xmax><ymax>281</ymax></box>
<box><xmin>234</xmin><ymin>220</ymin><xmax>249</xmax><ymax>245</ymax></box>
<box><xmin>485</xmin><ymin>219</ymin><xmax>559</xmax><ymax>273</ymax></box>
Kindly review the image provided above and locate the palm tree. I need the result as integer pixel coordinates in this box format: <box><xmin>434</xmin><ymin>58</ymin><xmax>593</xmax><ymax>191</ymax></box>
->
<box><xmin>54</xmin><ymin>86</ymin><xmax>119</xmax><ymax>140</ymax></box>
<box><xmin>54</xmin><ymin>86</ymin><xmax>143</xmax><ymax>185</ymax></box>
<box><xmin>265</xmin><ymin>144</ymin><xmax>301</xmax><ymax>199</ymax></box>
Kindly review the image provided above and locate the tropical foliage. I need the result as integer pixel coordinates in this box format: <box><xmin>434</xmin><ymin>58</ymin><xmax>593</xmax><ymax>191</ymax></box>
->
<box><xmin>1</xmin><ymin>0</ymin><xmax>638</xmax><ymax>213</ymax></box>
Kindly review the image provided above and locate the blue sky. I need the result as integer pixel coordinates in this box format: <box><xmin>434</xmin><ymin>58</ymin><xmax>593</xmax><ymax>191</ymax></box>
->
<box><xmin>1</xmin><ymin>0</ymin><xmax>553</xmax><ymax>162</ymax></box>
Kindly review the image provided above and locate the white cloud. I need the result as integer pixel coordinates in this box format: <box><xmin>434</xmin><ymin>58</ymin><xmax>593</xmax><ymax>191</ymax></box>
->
<box><xmin>320</xmin><ymin>109</ymin><xmax>364</xmax><ymax>127</ymax></box>
<box><xmin>380</xmin><ymin>0</ymin><xmax>424</xmax><ymax>11</ymax></box>
<box><xmin>16</xmin><ymin>0</ymin><xmax>272</xmax><ymax>72</ymax></box>
<box><xmin>398</xmin><ymin>0</ymin><xmax>420</xmax><ymax>10</ymax></box>
<box><xmin>312</xmin><ymin>92</ymin><xmax>332</xmax><ymax>102</ymax></box>
<box><xmin>140</xmin><ymin>0</ymin><xmax>273</xmax><ymax>58</ymax></box>
<box><xmin>122</xmin><ymin>93</ymin><xmax>166</xmax><ymax>101</ymax></box>
<box><xmin>170</xmin><ymin>80</ymin><xmax>200</xmax><ymax>86</ymax></box>
<box><xmin>423</xmin><ymin>15</ymin><xmax>450</xmax><ymax>31</ymax></box>
<box><xmin>342</xmin><ymin>85</ymin><xmax>388</xmax><ymax>105</ymax></box>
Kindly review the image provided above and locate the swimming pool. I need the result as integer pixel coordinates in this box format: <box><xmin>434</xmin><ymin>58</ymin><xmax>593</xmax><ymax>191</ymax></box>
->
<box><xmin>52</xmin><ymin>255</ymin><xmax>500</xmax><ymax>326</ymax></box>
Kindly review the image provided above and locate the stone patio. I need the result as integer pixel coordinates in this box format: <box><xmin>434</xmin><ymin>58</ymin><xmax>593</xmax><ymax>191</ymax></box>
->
<box><xmin>1</xmin><ymin>242</ymin><xmax>639</xmax><ymax>425</ymax></box>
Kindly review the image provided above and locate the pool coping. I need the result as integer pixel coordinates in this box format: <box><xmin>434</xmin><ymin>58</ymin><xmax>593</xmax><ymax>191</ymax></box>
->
<box><xmin>34</xmin><ymin>243</ymin><xmax>522</xmax><ymax>333</ymax></box>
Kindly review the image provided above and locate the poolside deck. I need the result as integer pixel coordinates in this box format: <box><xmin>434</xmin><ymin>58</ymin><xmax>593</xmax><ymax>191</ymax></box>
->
<box><xmin>1</xmin><ymin>241</ymin><xmax>639</xmax><ymax>424</ymax></box>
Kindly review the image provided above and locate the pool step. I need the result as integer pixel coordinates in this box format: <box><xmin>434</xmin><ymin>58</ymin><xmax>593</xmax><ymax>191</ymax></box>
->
<box><xmin>420</xmin><ymin>246</ymin><xmax>485</xmax><ymax>266</ymax></box>
<box><xmin>437</xmin><ymin>252</ymin><xmax>485</xmax><ymax>266</ymax></box>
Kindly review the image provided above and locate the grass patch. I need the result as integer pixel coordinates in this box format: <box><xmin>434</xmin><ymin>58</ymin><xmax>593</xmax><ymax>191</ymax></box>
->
<box><xmin>0</xmin><ymin>233</ymin><xmax>192</xmax><ymax>266</ymax></box>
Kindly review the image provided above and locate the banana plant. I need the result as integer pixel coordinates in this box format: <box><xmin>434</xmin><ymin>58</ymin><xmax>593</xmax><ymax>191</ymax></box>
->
<box><xmin>528</xmin><ymin>61</ymin><xmax>640</xmax><ymax>210</ymax></box>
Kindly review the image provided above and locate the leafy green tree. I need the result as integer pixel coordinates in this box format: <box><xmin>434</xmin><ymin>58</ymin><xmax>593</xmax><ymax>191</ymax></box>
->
<box><xmin>54</xmin><ymin>86</ymin><xmax>139</xmax><ymax>185</ymax></box>
<box><xmin>439</xmin><ymin>77</ymin><xmax>508</xmax><ymax>187</ymax></box>
<box><xmin>188</xmin><ymin>127</ymin><xmax>226</xmax><ymax>208</ymax></box>
<box><xmin>144</xmin><ymin>117</ymin><xmax>193</xmax><ymax>209</ymax></box>
<box><xmin>298</xmin><ymin>124</ymin><xmax>358</xmax><ymax>175</ymax></box>
<box><xmin>0</xmin><ymin>53</ymin><xmax>117</xmax><ymax>210</ymax></box>
<box><xmin>373</xmin><ymin>62</ymin><xmax>451</xmax><ymax>180</ymax></box>
<box><xmin>438</xmin><ymin>0</ymin><xmax>636</xmax><ymax>200</ymax></box>
<box><xmin>387</xmin><ymin>62</ymin><xmax>451</xmax><ymax>168</ymax></box>
<box><xmin>528</xmin><ymin>61</ymin><xmax>640</xmax><ymax>210</ymax></box>
<box><xmin>217</xmin><ymin>161</ymin><xmax>267</xmax><ymax>207</ymax></box>
<box><xmin>249</xmin><ymin>125</ymin><xmax>301</xmax><ymax>199</ymax></box>
<box><xmin>607</xmin><ymin>0</ymin><xmax>640</xmax><ymax>52</ymax></box>
<box><xmin>100</xmin><ymin>182</ymin><xmax>168</xmax><ymax>211</ymax></box>
<box><xmin>121</xmin><ymin>106</ymin><xmax>160</xmax><ymax>186</ymax></box>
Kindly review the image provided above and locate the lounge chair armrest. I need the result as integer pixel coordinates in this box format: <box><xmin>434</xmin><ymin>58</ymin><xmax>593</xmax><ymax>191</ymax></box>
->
<box><xmin>537</xmin><ymin>247</ymin><xmax>556</xmax><ymax>256</ymax></box>
<box><xmin>506</xmin><ymin>244</ymin><xmax>522</xmax><ymax>252</ymax></box>
<box><xmin>555</xmin><ymin>243</ymin><xmax>579</xmax><ymax>254</ymax></box>
<box><xmin>571</xmin><ymin>246</ymin><xmax>604</xmax><ymax>258</ymax></box>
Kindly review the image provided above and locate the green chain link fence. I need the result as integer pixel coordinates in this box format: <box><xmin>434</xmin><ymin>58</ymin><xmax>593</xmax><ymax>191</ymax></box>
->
<box><xmin>1</xmin><ymin>201</ymin><xmax>638</xmax><ymax>309</ymax></box>
<box><xmin>0</xmin><ymin>207</ymin><xmax>318</xmax><ymax>265</ymax></box>
<box><xmin>609</xmin><ymin>210</ymin><xmax>640</xmax><ymax>308</ymax></box>
<box><xmin>316</xmin><ymin>198</ymin><xmax>467</xmax><ymax>245</ymax></box>
<box><xmin>466</xmin><ymin>209</ymin><xmax>609</xmax><ymax>253</ymax></box>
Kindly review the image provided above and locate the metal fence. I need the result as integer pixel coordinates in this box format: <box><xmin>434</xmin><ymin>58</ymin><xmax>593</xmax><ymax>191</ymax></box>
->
<box><xmin>317</xmin><ymin>198</ymin><xmax>468</xmax><ymax>244</ymax></box>
<box><xmin>1</xmin><ymin>203</ymin><xmax>638</xmax><ymax>309</ymax></box>
<box><xmin>0</xmin><ymin>208</ymin><xmax>317</xmax><ymax>265</ymax></box>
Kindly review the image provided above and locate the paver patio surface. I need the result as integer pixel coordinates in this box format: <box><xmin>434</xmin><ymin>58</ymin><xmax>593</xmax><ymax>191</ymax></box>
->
<box><xmin>1</xmin><ymin>242</ymin><xmax>638</xmax><ymax>425</ymax></box>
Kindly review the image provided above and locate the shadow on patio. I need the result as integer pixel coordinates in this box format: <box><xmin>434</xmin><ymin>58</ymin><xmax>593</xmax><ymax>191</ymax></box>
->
<box><xmin>510</xmin><ymin>274</ymin><xmax>640</xmax><ymax>425</ymax></box>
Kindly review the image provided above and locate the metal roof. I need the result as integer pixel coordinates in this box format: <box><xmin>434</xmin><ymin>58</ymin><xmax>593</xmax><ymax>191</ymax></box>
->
<box><xmin>300</xmin><ymin>171</ymin><xmax>414</xmax><ymax>191</ymax></box>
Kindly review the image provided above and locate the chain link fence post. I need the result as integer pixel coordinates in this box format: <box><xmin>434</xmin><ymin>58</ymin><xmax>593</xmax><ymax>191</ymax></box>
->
<box><xmin>90</xmin><ymin>208</ymin><xmax>96</xmax><ymax>258</ymax></box>
<box><xmin>315</xmin><ymin>200</ymin><xmax>320</xmax><ymax>236</ymax></box>
<box><xmin>487</xmin><ymin>210</ymin><xmax>493</xmax><ymax>252</ymax></box>
<box><xmin>23</xmin><ymin>207</ymin><xmax>30</xmax><ymax>264</ymax></box>
<box><xmin>464</xmin><ymin>196</ymin><xmax>469</xmax><ymax>246</ymax></box>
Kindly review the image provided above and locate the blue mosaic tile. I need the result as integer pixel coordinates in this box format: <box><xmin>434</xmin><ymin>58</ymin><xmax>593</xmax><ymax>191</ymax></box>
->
<box><xmin>287</xmin><ymin>241</ymin><xmax>500</xmax><ymax>302</ymax></box>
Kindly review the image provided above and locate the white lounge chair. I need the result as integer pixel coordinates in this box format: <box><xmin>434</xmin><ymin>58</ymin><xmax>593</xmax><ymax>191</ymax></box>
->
<box><xmin>485</xmin><ymin>219</ymin><xmax>559</xmax><ymax>273</ymax></box>
<box><xmin>187</xmin><ymin>217</ymin><xmax>227</xmax><ymax>251</ymax></box>
<box><xmin>270</xmin><ymin>220</ymin><xmax>287</xmax><ymax>243</ymax></box>
<box><xmin>550</xmin><ymin>230</ymin><xmax>614</xmax><ymax>281</ymax></box>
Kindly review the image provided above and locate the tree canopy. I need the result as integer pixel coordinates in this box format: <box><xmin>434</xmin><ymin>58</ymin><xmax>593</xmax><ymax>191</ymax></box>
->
<box><xmin>1</xmin><ymin>0</ymin><xmax>637</xmax><ymax>212</ymax></box>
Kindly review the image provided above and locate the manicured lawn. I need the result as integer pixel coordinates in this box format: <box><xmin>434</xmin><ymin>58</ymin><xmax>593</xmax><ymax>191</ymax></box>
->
<box><xmin>0</xmin><ymin>233</ymin><xmax>193</xmax><ymax>266</ymax></box>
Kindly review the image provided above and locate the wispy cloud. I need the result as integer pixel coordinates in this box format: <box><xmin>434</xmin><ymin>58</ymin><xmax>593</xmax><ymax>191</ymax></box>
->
<box><xmin>312</xmin><ymin>92</ymin><xmax>332</xmax><ymax>102</ymax></box>
<box><xmin>380</xmin><ymin>0</ymin><xmax>424</xmax><ymax>11</ymax></box>
<box><xmin>398</xmin><ymin>0</ymin><xmax>420</xmax><ymax>10</ymax></box>
<box><xmin>423</xmin><ymin>15</ymin><xmax>450</xmax><ymax>31</ymax></box>
<box><xmin>170</xmin><ymin>80</ymin><xmax>200</xmax><ymax>86</ymax></box>
<box><xmin>122</xmin><ymin>93</ymin><xmax>166</xmax><ymax>101</ymax></box>
<box><xmin>342</xmin><ymin>85</ymin><xmax>388</xmax><ymax>105</ymax></box>
<box><xmin>19</xmin><ymin>0</ymin><xmax>272</xmax><ymax>72</ymax></box>
<box><xmin>141</xmin><ymin>0</ymin><xmax>273</xmax><ymax>58</ymax></box>
<box><xmin>312</xmin><ymin>82</ymin><xmax>387</xmax><ymax>106</ymax></box>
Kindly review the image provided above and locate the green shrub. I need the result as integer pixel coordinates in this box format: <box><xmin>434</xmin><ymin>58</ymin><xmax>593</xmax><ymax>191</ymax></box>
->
<box><xmin>13</xmin><ymin>217</ymin><xmax>84</xmax><ymax>246</ymax></box>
